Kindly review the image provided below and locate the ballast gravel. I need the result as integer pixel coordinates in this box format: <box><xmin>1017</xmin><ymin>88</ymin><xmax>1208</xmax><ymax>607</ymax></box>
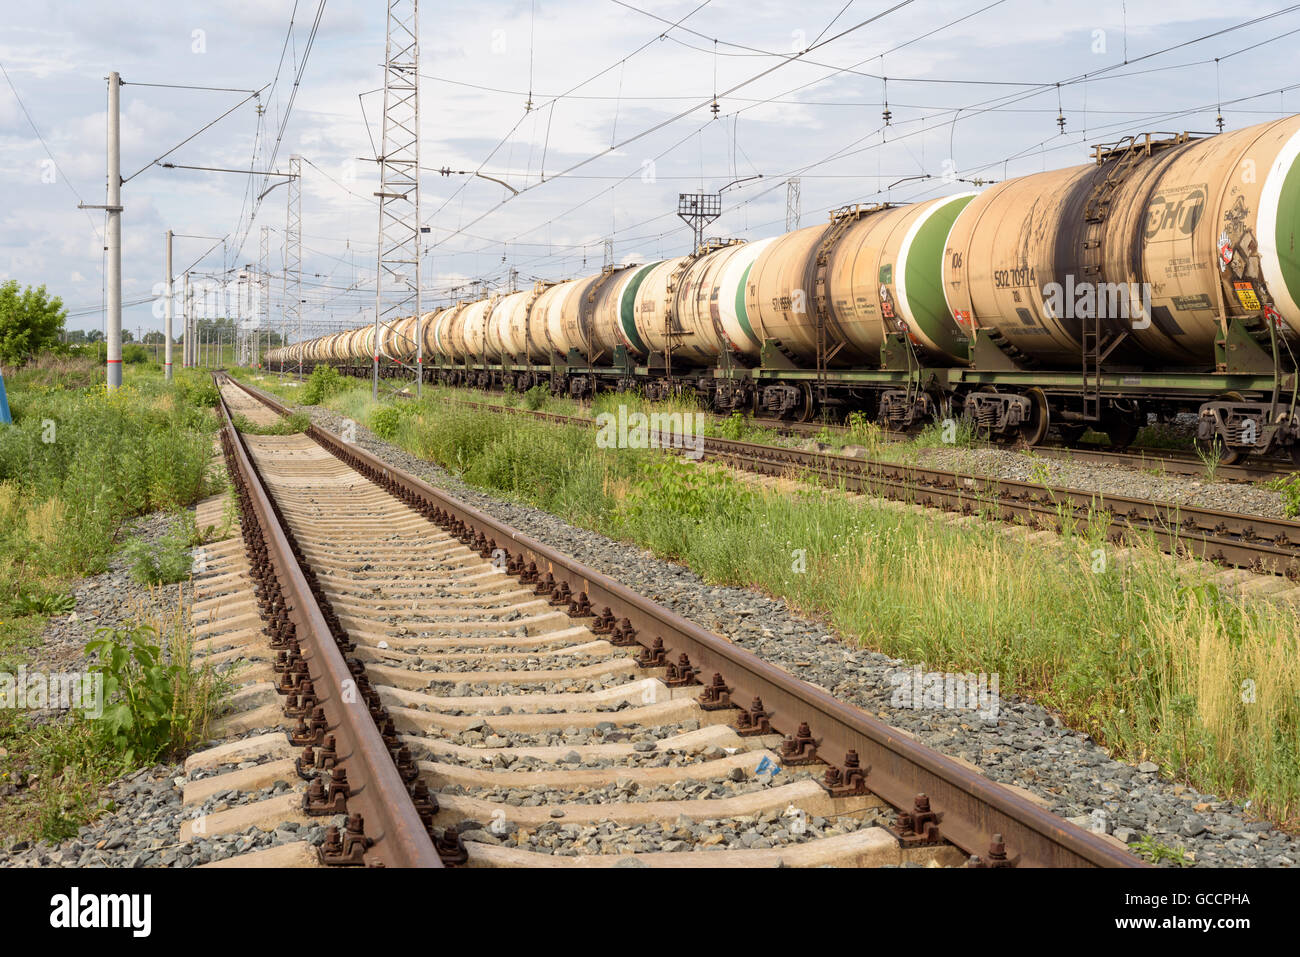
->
<box><xmin>298</xmin><ymin>402</ymin><xmax>1300</xmax><ymax>868</ymax></box>
<box><xmin>441</xmin><ymin>807</ymin><xmax>878</xmax><ymax>856</ymax></box>
<box><xmin>897</xmin><ymin>443</ymin><xmax>1292</xmax><ymax>517</ymax></box>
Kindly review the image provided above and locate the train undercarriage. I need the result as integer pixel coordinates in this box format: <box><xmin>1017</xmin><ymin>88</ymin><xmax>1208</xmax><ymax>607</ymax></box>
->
<box><xmin>286</xmin><ymin>319</ymin><xmax>1300</xmax><ymax>467</ymax></box>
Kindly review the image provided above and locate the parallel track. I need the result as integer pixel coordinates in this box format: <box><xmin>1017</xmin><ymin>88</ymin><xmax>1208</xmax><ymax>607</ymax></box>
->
<box><xmin>210</xmin><ymin>373</ymin><xmax>1143</xmax><ymax>868</ymax></box>
<box><xmin>357</xmin><ymin>377</ymin><xmax>1296</xmax><ymax>484</ymax></box>
<box><xmin>363</xmin><ymin>390</ymin><xmax>1300</xmax><ymax>580</ymax></box>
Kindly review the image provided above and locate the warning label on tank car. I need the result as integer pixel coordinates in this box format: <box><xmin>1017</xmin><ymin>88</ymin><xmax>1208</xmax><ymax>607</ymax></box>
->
<box><xmin>1171</xmin><ymin>293</ymin><xmax>1212</xmax><ymax>311</ymax></box>
<box><xmin>1234</xmin><ymin>282</ymin><xmax>1261</xmax><ymax>311</ymax></box>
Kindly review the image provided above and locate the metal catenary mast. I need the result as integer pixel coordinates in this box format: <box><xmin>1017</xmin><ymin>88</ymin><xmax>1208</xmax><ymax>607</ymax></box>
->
<box><xmin>285</xmin><ymin>155</ymin><xmax>303</xmax><ymax>377</ymax></box>
<box><xmin>372</xmin><ymin>0</ymin><xmax>423</xmax><ymax>398</ymax></box>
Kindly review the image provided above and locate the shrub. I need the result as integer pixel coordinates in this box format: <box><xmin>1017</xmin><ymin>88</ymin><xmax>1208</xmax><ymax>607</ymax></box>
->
<box><xmin>368</xmin><ymin>404</ymin><xmax>400</xmax><ymax>439</ymax></box>
<box><xmin>369</xmin><ymin>402</ymin><xmax>417</xmax><ymax>440</ymax></box>
<box><xmin>87</xmin><ymin>623</ymin><xmax>220</xmax><ymax>764</ymax></box>
<box><xmin>523</xmin><ymin>384</ymin><xmax>549</xmax><ymax>410</ymax></box>
<box><xmin>302</xmin><ymin>364</ymin><xmax>346</xmax><ymax>405</ymax></box>
<box><xmin>175</xmin><ymin>374</ymin><xmax>219</xmax><ymax>409</ymax></box>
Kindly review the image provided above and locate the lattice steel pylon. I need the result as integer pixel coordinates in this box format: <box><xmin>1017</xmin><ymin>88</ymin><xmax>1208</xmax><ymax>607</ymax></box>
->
<box><xmin>677</xmin><ymin>192</ymin><xmax>720</xmax><ymax>255</ymax></box>
<box><xmin>257</xmin><ymin>225</ymin><xmax>270</xmax><ymax>368</ymax></box>
<box><xmin>285</xmin><ymin>156</ymin><xmax>303</xmax><ymax>377</ymax></box>
<box><xmin>372</xmin><ymin>0</ymin><xmax>423</xmax><ymax>398</ymax></box>
<box><xmin>786</xmin><ymin>177</ymin><xmax>801</xmax><ymax>231</ymax></box>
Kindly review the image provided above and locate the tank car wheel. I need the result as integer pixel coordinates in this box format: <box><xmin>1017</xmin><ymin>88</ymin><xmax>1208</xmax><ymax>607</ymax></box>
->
<box><xmin>1192</xmin><ymin>392</ymin><xmax>1246</xmax><ymax>465</ymax></box>
<box><xmin>1100</xmin><ymin>416</ymin><xmax>1139</xmax><ymax>450</ymax></box>
<box><xmin>1057</xmin><ymin>424</ymin><xmax>1088</xmax><ymax>448</ymax></box>
<box><xmin>1019</xmin><ymin>387</ymin><xmax>1051</xmax><ymax>447</ymax></box>
<box><xmin>797</xmin><ymin>382</ymin><xmax>816</xmax><ymax>423</ymax></box>
<box><xmin>1193</xmin><ymin>436</ymin><xmax>1244</xmax><ymax>466</ymax></box>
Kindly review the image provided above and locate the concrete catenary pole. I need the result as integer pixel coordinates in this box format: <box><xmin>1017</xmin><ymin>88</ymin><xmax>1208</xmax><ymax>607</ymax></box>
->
<box><xmin>164</xmin><ymin>230</ymin><xmax>174</xmax><ymax>380</ymax></box>
<box><xmin>106</xmin><ymin>71</ymin><xmax>122</xmax><ymax>390</ymax></box>
<box><xmin>183</xmin><ymin>271</ymin><xmax>191</xmax><ymax>367</ymax></box>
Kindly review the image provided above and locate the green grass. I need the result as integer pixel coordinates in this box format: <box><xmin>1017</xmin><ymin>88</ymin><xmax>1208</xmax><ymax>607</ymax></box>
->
<box><xmin>1266</xmin><ymin>472</ymin><xmax>1300</xmax><ymax>518</ymax></box>
<box><xmin>0</xmin><ymin>355</ymin><xmax>227</xmax><ymax>843</ymax></box>
<box><xmin>0</xmin><ymin>361</ymin><xmax>217</xmax><ymax>592</ymax></box>
<box><xmin>124</xmin><ymin>511</ymin><xmax>202</xmax><ymax>585</ymax></box>
<box><xmin>0</xmin><ymin>611</ymin><xmax>227</xmax><ymax>842</ymax></box>
<box><xmin>231</xmin><ymin>410</ymin><xmax>310</xmax><ymax>436</ymax></box>
<box><xmin>260</xmin><ymin>383</ymin><xmax>1300</xmax><ymax>832</ymax></box>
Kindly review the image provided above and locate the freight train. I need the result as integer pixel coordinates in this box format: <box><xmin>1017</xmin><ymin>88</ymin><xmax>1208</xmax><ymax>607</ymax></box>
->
<box><xmin>268</xmin><ymin>114</ymin><xmax>1300</xmax><ymax>465</ymax></box>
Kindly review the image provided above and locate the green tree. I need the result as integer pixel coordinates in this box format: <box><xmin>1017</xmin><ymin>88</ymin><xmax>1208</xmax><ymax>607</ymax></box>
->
<box><xmin>0</xmin><ymin>281</ymin><xmax>67</xmax><ymax>363</ymax></box>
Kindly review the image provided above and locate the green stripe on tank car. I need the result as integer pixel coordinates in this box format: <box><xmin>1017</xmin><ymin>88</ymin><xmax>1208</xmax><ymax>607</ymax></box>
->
<box><xmin>619</xmin><ymin>263</ymin><xmax>657</xmax><ymax>353</ymax></box>
<box><xmin>1276</xmin><ymin>157</ymin><xmax>1300</xmax><ymax>315</ymax></box>
<box><xmin>734</xmin><ymin>262</ymin><xmax>760</xmax><ymax>347</ymax></box>
<box><xmin>902</xmin><ymin>194</ymin><xmax>975</xmax><ymax>360</ymax></box>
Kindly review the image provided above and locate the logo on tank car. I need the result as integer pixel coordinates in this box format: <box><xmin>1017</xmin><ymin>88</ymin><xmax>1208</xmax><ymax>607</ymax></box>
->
<box><xmin>1143</xmin><ymin>185</ymin><xmax>1206</xmax><ymax>241</ymax></box>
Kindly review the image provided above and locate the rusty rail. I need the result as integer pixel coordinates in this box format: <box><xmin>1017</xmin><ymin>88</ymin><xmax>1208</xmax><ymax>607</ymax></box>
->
<box><xmin>216</xmin><ymin>382</ymin><xmax>443</xmax><ymax>868</ymax></box>
<box><xmin>222</xmin><ymin>373</ymin><xmax>1144</xmax><ymax>868</ymax></box>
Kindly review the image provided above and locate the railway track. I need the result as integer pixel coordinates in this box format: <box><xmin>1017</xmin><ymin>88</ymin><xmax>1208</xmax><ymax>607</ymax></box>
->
<box><xmin>194</xmin><ymin>373</ymin><xmax>1144</xmax><ymax>868</ymax></box>
<box><xmin>360</xmin><ymin>389</ymin><xmax>1300</xmax><ymax>581</ymax></box>
<box><xmin>393</xmin><ymin>386</ymin><xmax>1298</xmax><ymax>484</ymax></box>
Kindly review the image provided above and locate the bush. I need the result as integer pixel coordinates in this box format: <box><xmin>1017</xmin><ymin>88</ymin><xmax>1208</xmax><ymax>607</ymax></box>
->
<box><xmin>369</xmin><ymin>403</ymin><xmax>412</xmax><ymax>440</ymax></box>
<box><xmin>0</xmin><ymin>282</ymin><xmax>66</xmax><ymax>365</ymax></box>
<box><xmin>174</xmin><ymin>372</ymin><xmax>219</xmax><ymax>409</ymax></box>
<box><xmin>302</xmin><ymin>364</ymin><xmax>346</xmax><ymax>405</ymax></box>
<box><xmin>87</xmin><ymin>624</ymin><xmax>219</xmax><ymax>764</ymax></box>
<box><xmin>122</xmin><ymin>344</ymin><xmax>151</xmax><ymax>364</ymax></box>
<box><xmin>523</xmin><ymin>384</ymin><xmax>549</xmax><ymax>410</ymax></box>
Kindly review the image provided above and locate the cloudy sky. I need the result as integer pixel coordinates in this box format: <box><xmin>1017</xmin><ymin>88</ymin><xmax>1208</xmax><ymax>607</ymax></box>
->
<box><xmin>3</xmin><ymin>0</ymin><xmax>1299</xmax><ymax>338</ymax></box>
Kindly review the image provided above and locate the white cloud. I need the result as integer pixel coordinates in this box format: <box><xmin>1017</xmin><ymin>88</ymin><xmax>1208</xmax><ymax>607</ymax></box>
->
<box><xmin>2</xmin><ymin>0</ymin><xmax>1296</xmax><ymax>333</ymax></box>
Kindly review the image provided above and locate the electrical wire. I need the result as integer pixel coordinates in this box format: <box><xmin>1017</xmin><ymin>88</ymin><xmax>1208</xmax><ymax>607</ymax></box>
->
<box><xmin>0</xmin><ymin>59</ymin><xmax>104</xmax><ymax>241</ymax></box>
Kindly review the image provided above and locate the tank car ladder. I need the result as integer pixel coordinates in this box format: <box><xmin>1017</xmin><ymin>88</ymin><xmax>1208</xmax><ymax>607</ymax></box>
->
<box><xmin>813</xmin><ymin>204</ymin><xmax>887</xmax><ymax>401</ymax></box>
<box><xmin>1077</xmin><ymin>133</ymin><xmax>1194</xmax><ymax>421</ymax></box>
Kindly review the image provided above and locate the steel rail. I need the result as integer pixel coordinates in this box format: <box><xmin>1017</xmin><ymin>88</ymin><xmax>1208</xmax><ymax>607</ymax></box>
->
<box><xmin>693</xmin><ymin>439</ymin><xmax>1300</xmax><ymax>578</ymax></box>
<box><xmin>216</xmin><ymin>383</ymin><xmax>443</xmax><ymax>868</ymax></box>
<box><xmin>223</xmin><ymin>373</ymin><xmax>1145</xmax><ymax>869</ymax></box>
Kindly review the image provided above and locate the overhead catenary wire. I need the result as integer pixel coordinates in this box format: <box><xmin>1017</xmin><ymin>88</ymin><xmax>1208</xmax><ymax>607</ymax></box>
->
<box><xmin>76</xmin><ymin>3</ymin><xmax>1300</xmax><ymax>334</ymax></box>
<box><xmin>0</xmin><ymin>59</ymin><xmax>104</xmax><ymax>242</ymax></box>
<box><xmin>428</xmin><ymin>1</ymin><xmax>917</xmax><ymax>251</ymax></box>
<box><xmin>423</xmin><ymin>0</ymin><xmax>718</xmax><ymax>229</ymax></box>
<box><xmin>123</xmin><ymin>85</ymin><xmax>268</xmax><ymax>184</ymax></box>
